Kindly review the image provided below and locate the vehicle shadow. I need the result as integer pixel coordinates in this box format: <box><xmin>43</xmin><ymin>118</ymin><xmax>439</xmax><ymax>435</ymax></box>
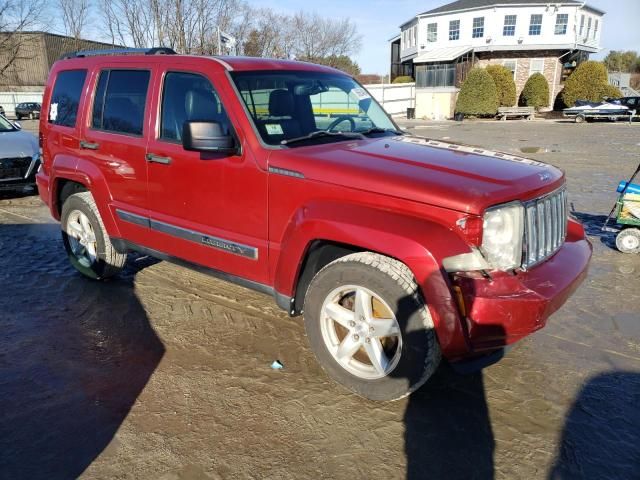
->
<box><xmin>392</xmin><ymin>290</ymin><xmax>499</xmax><ymax>480</ymax></box>
<box><xmin>571</xmin><ymin>211</ymin><xmax>617</xmax><ymax>249</ymax></box>
<box><xmin>0</xmin><ymin>223</ymin><xmax>164</xmax><ymax>479</ymax></box>
<box><xmin>402</xmin><ymin>364</ymin><xmax>494</xmax><ymax>479</ymax></box>
<box><xmin>548</xmin><ymin>372</ymin><xmax>640</xmax><ymax>479</ymax></box>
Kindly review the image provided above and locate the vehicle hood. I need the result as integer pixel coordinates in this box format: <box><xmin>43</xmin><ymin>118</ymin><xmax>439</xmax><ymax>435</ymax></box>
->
<box><xmin>268</xmin><ymin>135</ymin><xmax>564</xmax><ymax>214</ymax></box>
<box><xmin>0</xmin><ymin>130</ymin><xmax>38</xmax><ymax>158</ymax></box>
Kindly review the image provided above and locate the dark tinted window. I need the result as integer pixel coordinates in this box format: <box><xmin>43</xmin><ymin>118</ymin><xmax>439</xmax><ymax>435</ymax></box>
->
<box><xmin>160</xmin><ymin>71</ymin><xmax>231</xmax><ymax>142</ymax></box>
<box><xmin>49</xmin><ymin>70</ymin><xmax>87</xmax><ymax>127</ymax></box>
<box><xmin>92</xmin><ymin>70</ymin><xmax>150</xmax><ymax>136</ymax></box>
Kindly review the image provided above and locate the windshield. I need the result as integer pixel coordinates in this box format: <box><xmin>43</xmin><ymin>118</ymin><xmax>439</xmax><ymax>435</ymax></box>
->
<box><xmin>230</xmin><ymin>70</ymin><xmax>398</xmax><ymax>146</ymax></box>
<box><xmin>0</xmin><ymin>114</ymin><xmax>16</xmax><ymax>132</ymax></box>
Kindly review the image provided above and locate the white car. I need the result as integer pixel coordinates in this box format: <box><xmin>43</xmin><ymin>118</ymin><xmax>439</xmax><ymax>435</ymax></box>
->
<box><xmin>0</xmin><ymin>114</ymin><xmax>40</xmax><ymax>192</ymax></box>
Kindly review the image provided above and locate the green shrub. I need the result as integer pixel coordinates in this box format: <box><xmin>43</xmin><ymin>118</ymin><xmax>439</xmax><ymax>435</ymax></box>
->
<box><xmin>486</xmin><ymin>64</ymin><xmax>517</xmax><ymax>107</ymax></box>
<box><xmin>392</xmin><ymin>76</ymin><xmax>414</xmax><ymax>84</ymax></box>
<box><xmin>455</xmin><ymin>68</ymin><xmax>499</xmax><ymax>116</ymax></box>
<box><xmin>521</xmin><ymin>73</ymin><xmax>550</xmax><ymax>109</ymax></box>
<box><xmin>562</xmin><ymin>61</ymin><xmax>611</xmax><ymax>106</ymax></box>
<box><xmin>598</xmin><ymin>83</ymin><xmax>623</xmax><ymax>100</ymax></box>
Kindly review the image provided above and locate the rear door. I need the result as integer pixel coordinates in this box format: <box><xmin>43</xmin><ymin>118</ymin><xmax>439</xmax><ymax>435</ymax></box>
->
<box><xmin>79</xmin><ymin>65</ymin><xmax>155</xmax><ymax>244</ymax></box>
<box><xmin>143</xmin><ymin>66</ymin><xmax>269</xmax><ymax>284</ymax></box>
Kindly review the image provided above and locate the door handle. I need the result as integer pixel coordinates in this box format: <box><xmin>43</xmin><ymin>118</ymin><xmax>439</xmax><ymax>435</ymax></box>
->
<box><xmin>80</xmin><ymin>140</ymin><xmax>100</xmax><ymax>150</ymax></box>
<box><xmin>146</xmin><ymin>153</ymin><xmax>172</xmax><ymax>165</ymax></box>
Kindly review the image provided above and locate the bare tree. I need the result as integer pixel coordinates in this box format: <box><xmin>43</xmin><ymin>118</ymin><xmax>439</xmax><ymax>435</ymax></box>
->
<box><xmin>0</xmin><ymin>0</ymin><xmax>47</xmax><ymax>80</ymax></box>
<box><xmin>98</xmin><ymin>0</ymin><xmax>156</xmax><ymax>47</ymax></box>
<box><xmin>58</xmin><ymin>0</ymin><xmax>91</xmax><ymax>40</ymax></box>
<box><xmin>92</xmin><ymin>0</ymin><xmax>362</xmax><ymax>72</ymax></box>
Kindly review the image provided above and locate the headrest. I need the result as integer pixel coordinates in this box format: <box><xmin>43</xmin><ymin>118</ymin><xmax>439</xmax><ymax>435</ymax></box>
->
<box><xmin>269</xmin><ymin>89</ymin><xmax>294</xmax><ymax>117</ymax></box>
<box><xmin>185</xmin><ymin>89</ymin><xmax>219</xmax><ymax>121</ymax></box>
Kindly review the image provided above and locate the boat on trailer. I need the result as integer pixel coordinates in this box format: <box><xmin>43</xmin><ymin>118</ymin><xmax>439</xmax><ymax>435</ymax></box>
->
<box><xmin>563</xmin><ymin>99</ymin><xmax>633</xmax><ymax>123</ymax></box>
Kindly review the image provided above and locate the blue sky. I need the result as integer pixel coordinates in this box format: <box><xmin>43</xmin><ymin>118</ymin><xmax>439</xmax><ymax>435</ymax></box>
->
<box><xmin>252</xmin><ymin>0</ymin><xmax>640</xmax><ymax>74</ymax></box>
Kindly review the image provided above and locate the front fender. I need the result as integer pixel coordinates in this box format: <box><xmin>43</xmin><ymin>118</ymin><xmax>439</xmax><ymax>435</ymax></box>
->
<box><xmin>273</xmin><ymin>201</ymin><xmax>474</xmax><ymax>357</ymax></box>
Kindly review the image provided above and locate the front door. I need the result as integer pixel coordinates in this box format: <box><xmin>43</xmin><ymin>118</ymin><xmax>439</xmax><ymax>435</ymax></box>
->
<box><xmin>144</xmin><ymin>67</ymin><xmax>269</xmax><ymax>285</ymax></box>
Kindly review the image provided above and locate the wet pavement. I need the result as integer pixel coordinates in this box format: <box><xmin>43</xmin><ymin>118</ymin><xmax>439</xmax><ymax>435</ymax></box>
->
<box><xmin>1</xmin><ymin>120</ymin><xmax>639</xmax><ymax>479</ymax></box>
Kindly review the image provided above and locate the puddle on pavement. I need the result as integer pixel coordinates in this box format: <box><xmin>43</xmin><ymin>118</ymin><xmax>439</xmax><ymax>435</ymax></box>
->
<box><xmin>520</xmin><ymin>146</ymin><xmax>546</xmax><ymax>154</ymax></box>
<box><xmin>612</xmin><ymin>313</ymin><xmax>640</xmax><ymax>338</ymax></box>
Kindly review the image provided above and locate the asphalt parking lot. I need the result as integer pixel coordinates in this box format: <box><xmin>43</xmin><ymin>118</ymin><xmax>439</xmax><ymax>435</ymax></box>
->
<box><xmin>1</xmin><ymin>118</ymin><xmax>639</xmax><ymax>479</ymax></box>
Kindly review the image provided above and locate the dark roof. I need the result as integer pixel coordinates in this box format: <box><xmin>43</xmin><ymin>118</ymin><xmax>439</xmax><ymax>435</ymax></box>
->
<box><xmin>419</xmin><ymin>0</ymin><xmax>601</xmax><ymax>16</ymax></box>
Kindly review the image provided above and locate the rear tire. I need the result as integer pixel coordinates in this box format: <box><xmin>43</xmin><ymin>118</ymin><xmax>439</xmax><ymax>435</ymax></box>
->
<box><xmin>303</xmin><ymin>252</ymin><xmax>441</xmax><ymax>401</ymax></box>
<box><xmin>616</xmin><ymin>228</ymin><xmax>640</xmax><ymax>254</ymax></box>
<box><xmin>61</xmin><ymin>191</ymin><xmax>126</xmax><ymax>279</ymax></box>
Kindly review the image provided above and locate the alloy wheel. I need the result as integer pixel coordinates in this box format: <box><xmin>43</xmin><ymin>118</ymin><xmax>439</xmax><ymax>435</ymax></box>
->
<box><xmin>320</xmin><ymin>285</ymin><xmax>402</xmax><ymax>380</ymax></box>
<box><xmin>66</xmin><ymin>210</ymin><xmax>98</xmax><ymax>267</ymax></box>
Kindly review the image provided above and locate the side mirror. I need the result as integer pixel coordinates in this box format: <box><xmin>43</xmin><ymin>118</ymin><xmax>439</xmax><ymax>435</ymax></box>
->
<box><xmin>182</xmin><ymin>121</ymin><xmax>236</xmax><ymax>153</ymax></box>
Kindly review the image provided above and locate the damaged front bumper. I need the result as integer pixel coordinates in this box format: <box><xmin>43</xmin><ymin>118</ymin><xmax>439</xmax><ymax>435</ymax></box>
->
<box><xmin>451</xmin><ymin>219</ymin><xmax>592</xmax><ymax>353</ymax></box>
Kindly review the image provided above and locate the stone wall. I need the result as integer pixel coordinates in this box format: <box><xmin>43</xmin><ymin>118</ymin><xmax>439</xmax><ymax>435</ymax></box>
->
<box><xmin>476</xmin><ymin>50</ymin><xmax>563</xmax><ymax>110</ymax></box>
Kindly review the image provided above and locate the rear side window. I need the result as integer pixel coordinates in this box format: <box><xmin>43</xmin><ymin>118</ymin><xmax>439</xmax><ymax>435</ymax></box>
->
<box><xmin>49</xmin><ymin>69</ymin><xmax>87</xmax><ymax>127</ymax></box>
<box><xmin>92</xmin><ymin>70</ymin><xmax>150</xmax><ymax>136</ymax></box>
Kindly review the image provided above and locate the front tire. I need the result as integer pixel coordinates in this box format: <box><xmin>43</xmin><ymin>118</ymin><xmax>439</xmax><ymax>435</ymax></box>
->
<box><xmin>303</xmin><ymin>252</ymin><xmax>441</xmax><ymax>401</ymax></box>
<box><xmin>61</xmin><ymin>191</ymin><xmax>127</xmax><ymax>279</ymax></box>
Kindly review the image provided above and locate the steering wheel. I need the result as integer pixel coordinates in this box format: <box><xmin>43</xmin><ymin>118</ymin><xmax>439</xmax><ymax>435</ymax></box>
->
<box><xmin>327</xmin><ymin>115</ymin><xmax>356</xmax><ymax>132</ymax></box>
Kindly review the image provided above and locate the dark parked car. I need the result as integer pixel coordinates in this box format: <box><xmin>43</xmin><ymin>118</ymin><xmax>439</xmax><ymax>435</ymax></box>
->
<box><xmin>0</xmin><ymin>105</ymin><xmax>5</xmax><ymax>116</ymax></box>
<box><xmin>619</xmin><ymin>96</ymin><xmax>640</xmax><ymax>113</ymax></box>
<box><xmin>15</xmin><ymin>102</ymin><xmax>41</xmax><ymax>120</ymax></box>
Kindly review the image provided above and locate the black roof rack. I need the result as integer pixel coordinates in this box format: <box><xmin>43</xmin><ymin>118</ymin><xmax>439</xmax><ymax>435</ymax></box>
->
<box><xmin>61</xmin><ymin>47</ymin><xmax>177</xmax><ymax>60</ymax></box>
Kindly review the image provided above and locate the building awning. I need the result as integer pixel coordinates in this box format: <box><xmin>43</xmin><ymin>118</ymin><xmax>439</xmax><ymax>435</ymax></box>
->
<box><xmin>413</xmin><ymin>46</ymin><xmax>473</xmax><ymax>63</ymax></box>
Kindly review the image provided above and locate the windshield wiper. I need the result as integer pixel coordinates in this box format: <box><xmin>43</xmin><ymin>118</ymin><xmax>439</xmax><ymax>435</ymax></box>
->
<box><xmin>281</xmin><ymin>130</ymin><xmax>365</xmax><ymax>146</ymax></box>
<box><xmin>358</xmin><ymin>127</ymin><xmax>403</xmax><ymax>136</ymax></box>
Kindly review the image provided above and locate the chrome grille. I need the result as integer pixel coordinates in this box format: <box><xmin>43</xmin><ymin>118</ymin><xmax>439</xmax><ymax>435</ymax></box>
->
<box><xmin>523</xmin><ymin>188</ymin><xmax>567</xmax><ymax>269</ymax></box>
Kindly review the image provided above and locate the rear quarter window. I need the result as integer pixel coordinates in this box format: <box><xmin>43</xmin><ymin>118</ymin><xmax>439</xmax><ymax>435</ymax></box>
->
<box><xmin>49</xmin><ymin>70</ymin><xmax>87</xmax><ymax>127</ymax></box>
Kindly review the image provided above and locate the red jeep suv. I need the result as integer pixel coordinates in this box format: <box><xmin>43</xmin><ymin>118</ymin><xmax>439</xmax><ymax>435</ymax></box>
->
<box><xmin>37</xmin><ymin>48</ymin><xmax>591</xmax><ymax>400</ymax></box>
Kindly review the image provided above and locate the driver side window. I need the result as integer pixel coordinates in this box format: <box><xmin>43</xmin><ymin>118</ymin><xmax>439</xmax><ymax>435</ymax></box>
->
<box><xmin>160</xmin><ymin>71</ymin><xmax>231</xmax><ymax>143</ymax></box>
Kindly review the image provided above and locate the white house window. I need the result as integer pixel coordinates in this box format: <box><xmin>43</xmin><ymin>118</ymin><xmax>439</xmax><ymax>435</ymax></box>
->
<box><xmin>503</xmin><ymin>15</ymin><xmax>517</xmax><ymax>36</ymax></box>
<box><xmin>530</xmin><ymin>59</ymin><xmax>545</xmax><ymax>75</ymax></box>
<box><xmin>555</xmin><ymin>14</ymin><xmax>568</xmax><ymax>35</ymax></box>
<box><xmin>503</xmin><ymin>60</ymin><xmax>517</xmax><ymax>79</ymax></box>
<box><xmin>529</xmin><ymin>14</ymin><xmax>542</xmax><ymax>36</ymax></box>
<box><xmin>586</xmin><ymin>17</ymin><xmax>592</xmax><ymax>39</ymax></box>
<box><xmin>472</xmin><ymin>17</ymin><xmax>485</xmax><ymax>38</ymax></box>
<box><xmin>410</xmin><ymin>27</ymin><xmax>415</xmax><ymax>47</ymax></box>
<box><xmin>594</xmin><ymin>19</ymin><xmax>599</xmax><ymax>39</ymax></box>
<box><xmin>414</xmin><ymin>26</ymin><xmax>418</xmax><ymax>46</ymax></box>
<box><xmin>449</xmin><ymin>20</ymin><xmax>460</xmax><ymax>40</ymax></box>
<box><xmin>579</xmin><ymin>15</ymin><xmax>585</xmax><ymax>36</ymax></box>
<box><xmin>427</xmin><ymin>23</ymin><xmax>438</xmax><ymax>43</ymax></box>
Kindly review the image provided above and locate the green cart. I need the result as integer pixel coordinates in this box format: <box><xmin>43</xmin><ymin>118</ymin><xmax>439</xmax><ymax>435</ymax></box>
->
<box><xmin>603</xmin><ymin>163</ymin><xmax>640</xmax><ymax>253</ymax></box>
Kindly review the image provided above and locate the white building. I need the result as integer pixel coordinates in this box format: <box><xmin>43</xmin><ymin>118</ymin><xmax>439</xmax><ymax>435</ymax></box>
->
<box><xmin>390</xmin><ymin>0</ymin><xmax>604</xmax><ymax>118</ymax></box>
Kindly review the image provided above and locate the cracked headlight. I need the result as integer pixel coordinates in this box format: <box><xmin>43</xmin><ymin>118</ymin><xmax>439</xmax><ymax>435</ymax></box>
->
<box><xmin>481</xmin><ymin>202</ymin><xmax>524</xmax><ymax>271</ymax></box>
